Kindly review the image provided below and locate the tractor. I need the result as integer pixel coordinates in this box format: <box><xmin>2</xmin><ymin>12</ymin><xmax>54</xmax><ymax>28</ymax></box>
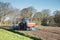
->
<box><xmin>12</xmin><ymin>18</ymin><xmax>36</xmax><ymax>30</ymax></box>
<box><xmin>18</xmin><ymin>18</ymin><xmax>36</xmax><ymax>30</ymax></box>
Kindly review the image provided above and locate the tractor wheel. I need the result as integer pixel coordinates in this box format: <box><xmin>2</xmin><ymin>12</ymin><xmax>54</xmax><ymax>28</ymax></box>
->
<box><xmin>31</xmin><ymin>27</ymin><xmax>36</xmax><ymax>31</ymax></box>
<box><xmin>26</xmin><ymin>27</ymin><xmax>30</xmax><ymax>31</ymax></box>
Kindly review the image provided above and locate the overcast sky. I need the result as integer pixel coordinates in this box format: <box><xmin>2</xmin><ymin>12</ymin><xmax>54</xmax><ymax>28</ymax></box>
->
<box><xmin>0</xmin><ymin>0</ymin><xmax>60</xmax><ymax>12</ymax></box>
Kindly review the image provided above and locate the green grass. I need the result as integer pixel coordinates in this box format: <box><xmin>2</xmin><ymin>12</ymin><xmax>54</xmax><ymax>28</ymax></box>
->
<box><xmin>0</xmin><ymin>29</ymin><xmax>32</xmax><ymax>40</ymax></box>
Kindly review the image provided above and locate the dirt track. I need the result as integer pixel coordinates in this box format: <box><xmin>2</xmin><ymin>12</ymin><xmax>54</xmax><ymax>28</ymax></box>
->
<box><xmin>19</xmin><ymin>26</ymin><xmax>60</xmax><ymax>40</ymax></box>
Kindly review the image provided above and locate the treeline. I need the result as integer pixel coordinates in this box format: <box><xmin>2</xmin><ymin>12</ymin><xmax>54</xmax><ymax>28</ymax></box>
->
<box><xmin>0</xmin><ymin>2</ymin><xmax>60</xmax><ymax>27</ymax></box>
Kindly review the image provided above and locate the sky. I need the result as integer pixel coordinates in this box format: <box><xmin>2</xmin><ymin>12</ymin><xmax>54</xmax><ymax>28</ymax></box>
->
<box><xmin>0</xmin><ymin>0</ymin><xmax>60</xmax><ymax>12</ymax></box>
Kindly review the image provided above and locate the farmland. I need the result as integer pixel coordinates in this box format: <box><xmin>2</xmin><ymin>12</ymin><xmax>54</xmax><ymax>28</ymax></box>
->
<box><xmin>0</xmin><ymin>26</ymin><xmax>60</xmax><ymax>40</ymax></box>
<box><xmin>19</xmin><ymin>26</ymin><xmax>60</xmax><ymax>40</ymax></box>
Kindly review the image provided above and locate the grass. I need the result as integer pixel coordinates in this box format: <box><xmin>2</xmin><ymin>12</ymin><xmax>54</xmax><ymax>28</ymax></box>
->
<box><xmin>0</xmin><ymin>29</ymin><xmax>33</xmax><ymax>40</ymax></box>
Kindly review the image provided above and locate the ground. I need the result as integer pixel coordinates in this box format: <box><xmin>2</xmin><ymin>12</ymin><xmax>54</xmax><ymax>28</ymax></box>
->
<box><xmin>0</xmin><ymin>26</ymin><xmax>60</xmax><ymax>40</ymax></box>
<box><xmin>19</xmin><ymin>26</ymin><xmax>60</xmax><ymax>40</ymax></box>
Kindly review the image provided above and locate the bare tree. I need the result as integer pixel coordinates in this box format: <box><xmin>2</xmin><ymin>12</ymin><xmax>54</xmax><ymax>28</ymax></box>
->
<box><xmin>0</xmin><ymin>2</ymin><xmax>11</xmax><ymax>16</ymax></box>
<box><xmin>20</xmin><ymin>7</ymin><xmax>36</xmax><ymax>20</ymax></box>
<box><xmin>53</xmin><ymin>11</ymin><xmax>60</xmax><ymax>26</ymax></box>
<box><xmin>0</xmin><ymin>2</ymin><xmax>20</xmax><ymax>24</ymax></box>
<box><xmin>41</xmin><ymin>9</ymin><xmax>51</xmax><ymax>26</ymax></box>
<box><xmin>0</xmin><ymin>2</ymin><xmax>12</xmax><ymax>23</ymax></box>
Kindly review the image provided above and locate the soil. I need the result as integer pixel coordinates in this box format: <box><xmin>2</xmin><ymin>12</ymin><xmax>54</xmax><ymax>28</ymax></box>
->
<box><xmin>19</xmin><ymin>26</ymin><xmax>60</xmax><ymax>40</ymax></box>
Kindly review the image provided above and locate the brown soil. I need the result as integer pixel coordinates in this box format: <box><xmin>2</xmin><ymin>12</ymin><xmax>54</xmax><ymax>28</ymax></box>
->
<box><xmin>19</xmin><ymin>26</ymin><xmax>60</xmax><ymax>40</ymax></box>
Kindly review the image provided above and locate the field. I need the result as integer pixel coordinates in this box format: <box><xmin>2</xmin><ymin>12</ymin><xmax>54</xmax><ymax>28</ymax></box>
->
<box><xmin>0</xmin><ymin>26</ymin><xmax>60</xmax><ymax>40</ymax></box>
<box><xmin>19</xmin><ymin>26</ymin><xmax>60</xmax><ymax>40</ymax></box>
